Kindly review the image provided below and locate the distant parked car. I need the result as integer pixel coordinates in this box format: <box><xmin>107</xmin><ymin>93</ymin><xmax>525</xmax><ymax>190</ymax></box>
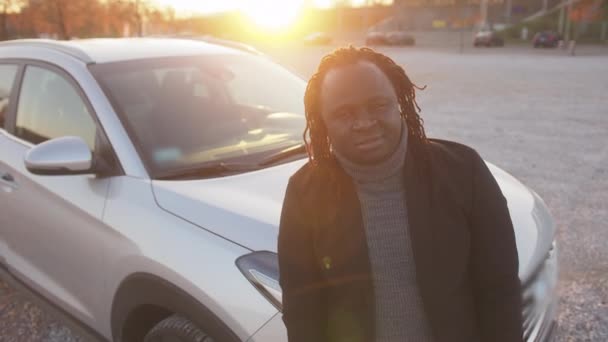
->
<box><xmin>533</xmin><ymin>31</ymin><xmax>561</xmax><ymax>48</ymax></box>
<box><xmin>386</xmin><ymin>31</ymin><xmax>415</xmax><ymax>46</ymax></box>
<box><xmin>474</xmin><ymin>30</ymin><xmax>505</xmax><ymax>47</ymax></box>
<box><xmin>303</xmin><ymin>32</ymin><xmax>332</xmax><ymax>45</ymax></box>
<box><xmin>366</xmin><ymin>31</ymin><xmax>389</xmax><ymax>45</ymax></box>
<box><xmin>366</xmin><ymin>31</ymin><xmax>415</xmax><ymax>46</ymax></box>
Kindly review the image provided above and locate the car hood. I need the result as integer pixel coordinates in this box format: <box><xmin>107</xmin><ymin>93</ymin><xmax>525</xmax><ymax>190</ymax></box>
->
<box><xmin>152</xmin><ymin>159</ymin><xmax>553</xmax><ymax>280</ymax></box>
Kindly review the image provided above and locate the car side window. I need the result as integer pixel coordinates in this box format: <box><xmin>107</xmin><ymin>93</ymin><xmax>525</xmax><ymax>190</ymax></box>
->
<box><xmin>0</xmin><ymin>64</ymin><xmax>18</xmax><ymax>129</ymax></box>
<box><xmin>15</xmin><ymin>66</ymin><xmax>96</xmax><ymax>150</ymax></box>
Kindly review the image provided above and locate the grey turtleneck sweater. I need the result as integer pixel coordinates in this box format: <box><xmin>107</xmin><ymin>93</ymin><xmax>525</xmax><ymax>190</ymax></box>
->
<box><xmin>335</xmin><ymin>128</ymin><xmax>433</xmax><ymax>342</ymax></box>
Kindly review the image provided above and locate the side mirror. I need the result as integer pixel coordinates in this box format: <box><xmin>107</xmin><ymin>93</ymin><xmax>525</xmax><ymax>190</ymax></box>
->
<box><xmin>25</xmin><ymin>136</ymin><xmax>93</xmax><ymax>175</ymax></box>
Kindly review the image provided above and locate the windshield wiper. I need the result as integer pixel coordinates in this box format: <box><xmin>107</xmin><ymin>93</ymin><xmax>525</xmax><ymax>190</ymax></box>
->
<box><xmin>258</xmin><ymin>144</ymin><xmax>307</xmax><ymax>166</ymax></box>
<box><xmin>156</xmin><ymin>144</ymin><xmax>308</xmax><ymax>180</ymax></box>
<box><xmin>156</xmin><ymin>162</ymin><xmax>259</xmax><ymax>180</ymax></box>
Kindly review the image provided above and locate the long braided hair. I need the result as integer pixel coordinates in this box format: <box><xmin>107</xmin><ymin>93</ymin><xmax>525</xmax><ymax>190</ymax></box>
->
<box><xmin>303</xmin><ymin>46</ymin><xmax>428</xmax><ymax>166</ymax></box>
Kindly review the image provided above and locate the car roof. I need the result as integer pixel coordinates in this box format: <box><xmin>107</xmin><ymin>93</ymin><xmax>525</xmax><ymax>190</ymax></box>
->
<box><xmin>0</xmin><ymin>38</ymin><xmax>248</xmax><ymax>64</ymax></box>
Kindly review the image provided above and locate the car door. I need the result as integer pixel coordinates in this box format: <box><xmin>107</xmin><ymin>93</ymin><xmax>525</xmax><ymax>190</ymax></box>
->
<box><xmin>0</xmin><ymin>61</ymin><xmax>114</xmax><ymax>326</ymax></box>
<box><xmin>0</xmin><ymin>62</ymin><xmax>21</xmax><ymax>258</ymax></box>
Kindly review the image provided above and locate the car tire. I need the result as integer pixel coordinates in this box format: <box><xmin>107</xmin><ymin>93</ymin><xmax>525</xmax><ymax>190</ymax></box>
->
<box><xmin>144</xmin><ymin>314</ymin><xmax>214</xmax><ymax>342</ymax></box>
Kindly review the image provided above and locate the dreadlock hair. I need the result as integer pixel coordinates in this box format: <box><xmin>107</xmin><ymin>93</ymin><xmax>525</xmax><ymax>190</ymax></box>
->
<box><xmin>303</xmin><ymin>45</ymin><xmax>428</xmax><ymax>166</ymax></box>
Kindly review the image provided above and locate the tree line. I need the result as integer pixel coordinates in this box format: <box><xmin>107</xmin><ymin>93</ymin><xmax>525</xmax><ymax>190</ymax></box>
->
<box><xmin>0</xmin><ymin>0</ymin><xmax>181</xmax><ymax>40</ymax></box>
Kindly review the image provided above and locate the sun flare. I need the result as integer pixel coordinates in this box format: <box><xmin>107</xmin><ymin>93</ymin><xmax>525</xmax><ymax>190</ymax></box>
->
<box><xmin>155</xmin><ymin>0</ymin><xmax>311</xmax><ymax>29</ymax></box>
<box><xmin>241</xmin><ymin>0</ymin><xmax>306</xmax><ymax>30</ymax></box>
<box><xmin>313</xmin><ymin>0</ymin><xmax>335</xmax><ymax>9</ymax></box>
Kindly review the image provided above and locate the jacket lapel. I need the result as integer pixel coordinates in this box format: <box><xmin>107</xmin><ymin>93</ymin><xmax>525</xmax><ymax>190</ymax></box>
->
<box><xmin>313</xmin><ymin>162</ymin><xmax>371</xmax><ymax>280</ymax></box>
<box><xmin>403</xmin><ymin>143</ymin><xmax>434</xmax><ymax>294</ymax></box>
<box><xmin>311</xmin><ymin>161</ymin><xmax>376</xmax><ymax>342</ymax></box>
<box><xmin>404</xmin><ymin>141</ymin><xmax>443</xmax><ymax>339</ymax></box>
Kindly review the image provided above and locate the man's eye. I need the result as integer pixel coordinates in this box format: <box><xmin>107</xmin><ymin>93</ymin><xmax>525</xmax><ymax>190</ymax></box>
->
<box><xmin>371</xmin><ymin>102</ymin><xmax>388</xmax><ymax>110</ymax></box>
<box><xmin>334</xmin><ymin>109</ymin><xmax>352</xmax><ymax>119</ymax></box>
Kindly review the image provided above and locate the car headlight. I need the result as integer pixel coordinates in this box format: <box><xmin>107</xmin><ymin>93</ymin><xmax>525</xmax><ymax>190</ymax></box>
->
<box><xmin>523</xmin><ymin>189</ymin><xmax>556</xmax><ymax>281</ymax></box>
<box><xmin>236</xmin><ymin>251</ymin><xmax>282</xmax><ymax>311</ymax></box>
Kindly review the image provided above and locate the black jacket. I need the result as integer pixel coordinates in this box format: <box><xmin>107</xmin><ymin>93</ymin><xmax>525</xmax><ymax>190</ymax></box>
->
<box><xmin>278</xmin><ymin>137</ymin><xmax>523</xmax><ymax>342</ymax></box>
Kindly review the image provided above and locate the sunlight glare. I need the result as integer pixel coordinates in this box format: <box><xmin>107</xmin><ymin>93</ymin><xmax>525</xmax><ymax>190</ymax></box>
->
<box><xmin>154</xmin><ymin>0</ymin><xmax>241</xmax><ymax>15</ymax></box>
<box><xmin>313</xmin><ymin>0</ymin><xmax>334</xmax><ymax>9</ymax></box>
<box><xmin>350</xmin><ymin>0</ymin><xmax>367</xmax><ymax>7</ymax></box>
<box><xmin>241</xmin><ymin>0</ymin><xmax>306</xmax><ymax>29</ymax></box>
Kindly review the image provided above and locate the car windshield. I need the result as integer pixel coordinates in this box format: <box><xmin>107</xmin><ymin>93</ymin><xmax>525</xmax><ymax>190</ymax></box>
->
<box><xmin>90</xmin><ymin>54</ymin><xmax>306</xmax><ymax>178</ymax></box>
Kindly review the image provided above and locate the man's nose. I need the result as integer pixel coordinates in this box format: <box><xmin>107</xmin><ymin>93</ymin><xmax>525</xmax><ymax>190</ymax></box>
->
<box><xmin>352</xmin><ymin>110</ymin><xmax>377</xmax><ymax>131</ymax></box>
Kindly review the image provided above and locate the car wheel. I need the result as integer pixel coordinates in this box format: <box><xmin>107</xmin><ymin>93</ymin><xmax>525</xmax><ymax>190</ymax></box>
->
<box><xmin>144</xmin><ymin>315</ymin><xmax>214</xmax><ymax>342</ymax></box>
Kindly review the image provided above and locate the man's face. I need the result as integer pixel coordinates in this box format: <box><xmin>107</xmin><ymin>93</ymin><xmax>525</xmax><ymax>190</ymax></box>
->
<box><xmin>319</xmin><ymin>61</ymin><xmax>404</xmax><ymax>165</ymax></box>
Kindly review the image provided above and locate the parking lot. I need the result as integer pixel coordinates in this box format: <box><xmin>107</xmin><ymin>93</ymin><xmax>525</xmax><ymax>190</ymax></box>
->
<box><xmin>1</xmin><ymin>42</ymin><xmax>607</xmax><ymax>341</ymax></box>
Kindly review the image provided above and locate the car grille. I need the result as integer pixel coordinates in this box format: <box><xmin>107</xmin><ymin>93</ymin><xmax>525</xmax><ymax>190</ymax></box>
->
<box><xmin>521</xmin><ymin>242</ymin><xmax>558</xmax><ymax>341</ymax></box>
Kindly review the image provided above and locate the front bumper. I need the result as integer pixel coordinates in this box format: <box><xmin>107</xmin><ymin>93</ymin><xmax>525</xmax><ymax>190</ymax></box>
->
<box><xmin>247</xmin><ymin>312</ymin><xmax>287</xmax><ymax>342</ymax></box>
<box><xmin>249</xmin><ymin>242</ymin><xmax>560</xmax><ymax>342</ymax></box>
<box><xmin>527</xmin><ymin>294</ymin><xmax>558</xmax><ymax>342</ymax></box>
<box><xmin>522</xmin><ymin>241</ymin><xmax>559</xmax><ymax>342</ymax></box>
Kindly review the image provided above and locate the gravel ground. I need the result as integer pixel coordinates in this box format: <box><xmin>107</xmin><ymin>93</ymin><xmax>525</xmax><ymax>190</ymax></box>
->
<box><xmin>1</xmin><ymin>43</ymin><xmax>607</xmax><ymax>341</ymax></box>
<box><xmin>0</xmin><ymin>277</ymin><xmax>83</xmax><ymax>341</ymax></box>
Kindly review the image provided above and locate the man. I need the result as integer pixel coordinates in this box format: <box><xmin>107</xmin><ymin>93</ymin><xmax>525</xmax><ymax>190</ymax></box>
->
<box><xmin>278</xmin><ymin>46</ymin><xmax>523</xmax><ymax>342</ymax></box>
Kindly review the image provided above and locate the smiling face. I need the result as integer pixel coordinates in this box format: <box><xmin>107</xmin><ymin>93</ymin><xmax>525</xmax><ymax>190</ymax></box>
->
<box><xmin>319</xmin><ymin>61</ymin><xmax>404</xmax><ymax>165</ymax></box>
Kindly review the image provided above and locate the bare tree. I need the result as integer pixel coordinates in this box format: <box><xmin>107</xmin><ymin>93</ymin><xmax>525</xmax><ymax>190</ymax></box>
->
<box><xmin>20</xmin><ymin>0</ymin><xmax>77</xmax><ymax>39</ymax></box>
<box><xmin>11</xmin><ymin>0</ymin><xmax>185</xmax><ymax>39</ymax></box>
<box><xmin>0</xmin><ymin>0</ymin><xmax>23</xmax><ymax>40</ymax></box>
<box><xmin>30</xmin><ymin>0</ymin><xmax>104</xmax><ymax>39</ymax></box>
<box><xmin>50</xmin><ymin>0</ymin><xmax>69</xmax><ymax>39</ymax></box>
<box><xmin>104</xmin><ymin>0</ymin><xmax>153</xmax><ymax>37</ymax></box>
<box><xmin>125</xmin><ymin>0</ymin><xmax>152</xmax><ymax>36</ymax></box>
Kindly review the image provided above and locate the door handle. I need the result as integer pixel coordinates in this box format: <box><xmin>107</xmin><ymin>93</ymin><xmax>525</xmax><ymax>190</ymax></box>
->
<box><xmin>0</xmin><ymin>172</ymin><xmax>18</xmax><ymax>191</ymax></box>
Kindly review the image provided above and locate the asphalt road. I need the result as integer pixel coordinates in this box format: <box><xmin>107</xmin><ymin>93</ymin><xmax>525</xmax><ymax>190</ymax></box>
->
<box><xmin>1</xmin><ymin>43</ymin><xmax>607</xmax><ymax>341</ymax></box>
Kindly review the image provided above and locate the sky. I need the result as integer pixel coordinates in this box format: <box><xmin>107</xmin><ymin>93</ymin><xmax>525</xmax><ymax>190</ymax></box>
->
<box><xmin>153</xmin><ymin>0</ymin><xmax>393</xmax><ymax>16</ymax></box>
<box><xmin>151</xmin><ymin>0</ymin><xmax>393</xmax><ymax>28</ymax></box>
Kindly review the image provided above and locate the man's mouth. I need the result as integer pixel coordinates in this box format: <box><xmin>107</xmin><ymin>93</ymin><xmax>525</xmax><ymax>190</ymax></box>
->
<box><xmin>355</xmin><ymin>135</ymin><xmax>383</xmax><ymax>151</ymax></box>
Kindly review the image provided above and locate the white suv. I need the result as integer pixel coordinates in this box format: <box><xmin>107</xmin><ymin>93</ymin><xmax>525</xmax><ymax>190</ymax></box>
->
<box><xmin>0</xmin><ymin>38</ymin><xmax>557</xmax><ymax>341</ymax></box>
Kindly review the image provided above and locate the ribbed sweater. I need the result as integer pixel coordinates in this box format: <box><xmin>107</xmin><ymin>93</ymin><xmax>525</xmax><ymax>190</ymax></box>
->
<box><xmin>335</xmin><ymin>129</ymin><xmax>433</xmax><ymax>342</ymax></box>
